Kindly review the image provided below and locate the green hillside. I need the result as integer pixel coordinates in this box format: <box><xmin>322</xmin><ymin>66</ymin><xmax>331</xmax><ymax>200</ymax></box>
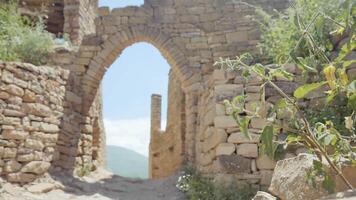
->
<box><xmin>106</xmin><ymin>145</ymin><xmax>149</xmax><ymax>179</ymax></box>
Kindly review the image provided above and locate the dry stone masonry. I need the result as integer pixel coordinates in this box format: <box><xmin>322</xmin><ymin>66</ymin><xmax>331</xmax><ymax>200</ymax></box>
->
<box><xmin>0</xmin><ymin>62</ymin><xmax>68</xmax><ymax>183</ymax></box>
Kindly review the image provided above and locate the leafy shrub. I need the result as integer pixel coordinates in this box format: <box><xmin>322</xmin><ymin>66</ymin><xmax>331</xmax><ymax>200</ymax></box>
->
<box><xmin>0</xmin><ymin>2</ymin><xmax>54</xmax><ymax>65</ymax></box>
<box><xmin>76</xmin><ymin>163</ymin><xmax>93</xmax><ymax>177</ymax></box>
<box><xmin>256</xmin><ymin>0</ymin><xmax>352</xmax><ymax>66</ymax></box>
<box><xmin>215</xmin><ymin>0</ymin><xmax>355</xmax><ymax>193</ymax></box>
<box><xmin>177</xmin><ymin>166</ymin><xmax>257</xmax><ymax>200</ymax></box>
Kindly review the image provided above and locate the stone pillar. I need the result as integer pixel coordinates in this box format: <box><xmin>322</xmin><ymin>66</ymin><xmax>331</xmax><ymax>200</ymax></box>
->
<box><xmin>150</xmin><ymin>94</ymin><xmax>162</xmax><ymax>134</ymax></box>
<box><xmin>149</xmin><ymin>94</ymin><xmax>162</xmax><ymax>178</ymax></box>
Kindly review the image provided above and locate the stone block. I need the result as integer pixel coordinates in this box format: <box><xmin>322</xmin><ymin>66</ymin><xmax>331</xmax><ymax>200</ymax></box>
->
<box><xmin>3</xmin><ymin>148</ymin><xmax>17</xmax><ymax>158</ymax></box>
<box><xmin>22</xmin><ymin>103</ymin><xmax>52</xmax><ymax>117</ymax></box>
<box><xmin>2</xmin><ymin>130</ymin><xmax>29</xmax><ymax>140</ymax></box>
<box><xmin>215</xmin><ymin>84</ymin><xmax>244</xmax><ymax>97</ymax></box>
<box><xmin>4</xmin><ymin>160</ymin><xmax>21</xmax><ymax>173</ymax></box>
<box><xmin>7</xmin><ymin>173</ymin><xmax>36</xmax><ymax>183</ymax></box>
<box><xmin>252</xmin><ymin>191</ymin><xmax>277</xmax><ymax>200</ymax></box>
<box><xmin>214</xmin><ymin>116</ymin><xmax>237</xmax><ymax>128</ymax></box>
<box><xmin>250</xmin><ymin>118</ymin><xmax>268</xmax><ymax>129</ymax></box>
<box><xmin>260</xmin><ymin>170</ymin><xmax>274</xmax><ymax>186</ymax></box>
<box><xmin>236</xmin><ymin>144</ymin><xmax>258</xmax><ymax>158</ymax></box>
<box><xmin>5</xmin><ymin>84</ymin><xmax>24</xmax><ymax>97</ymax></box>
<box><xmin>256</xmin><ymin>154</ymin><xmax>277</xmax><ymax>170</ymax></box>
<box><xmin>216</xmin><ymin>143</ymin><xmax>235</xmax><ymax>156</ymax></box>
<box><xmin>25</xmin><ymin>139</ymin><xmax>44</xmax><ymax>151</ymax></box>
<box><xmin>21</xmin><ymin>161</ymin><xmax>50</xmax><ymax>175</ymax></box>
<box><xmin>39</xmin><ymin>123</ymin><xmax>59</xmax><ymax>133</ymax></box>
<box><xmin>226</xmin><ymin>31</ymin><xmax>248</xmax><ymax>43</ymax></box>
<box><xmin>228</xmin><ymin>132</ymin><xmax>260</xmax><ymax>144</ymax></box>
<box><xmin>215</xmin><ymin>155</ymin><xmax>251</xmax><ymax>173</ymax></box>
<box><xmin>27</xmin><ymin>183</ymin><xmax>56</xmax><ymax>193</ymax></box>
<box><xmin>204</xmin><ymin>129</ymin><xmax>227</xmax><ymax>152</ymax></box>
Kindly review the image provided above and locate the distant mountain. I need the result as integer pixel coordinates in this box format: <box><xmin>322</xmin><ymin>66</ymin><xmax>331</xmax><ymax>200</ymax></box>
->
<box><xmin>106</xmin><ymin>145</ymin><xmax>149</xmax><ymax>179</ymax></box>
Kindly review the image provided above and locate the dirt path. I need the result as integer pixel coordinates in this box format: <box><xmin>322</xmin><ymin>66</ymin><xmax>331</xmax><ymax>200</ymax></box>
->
<box><xmin>0</xmin><ymin>169</ymin><xmax>186</xmax><ymax>200</ymax></box>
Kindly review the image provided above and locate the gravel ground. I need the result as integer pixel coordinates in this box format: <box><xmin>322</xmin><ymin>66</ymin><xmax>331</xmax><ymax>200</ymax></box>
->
<box><xmin>0</xmin><ymin>169</ymin><xmax>186</xmax><ymax>200</ymax></box>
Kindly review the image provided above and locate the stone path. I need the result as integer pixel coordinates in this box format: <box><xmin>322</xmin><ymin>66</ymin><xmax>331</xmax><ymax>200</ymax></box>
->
<box><xmin>0</xmin><ymin>169</ymin><xmax>186</xmax><ymax>200</ymax></box>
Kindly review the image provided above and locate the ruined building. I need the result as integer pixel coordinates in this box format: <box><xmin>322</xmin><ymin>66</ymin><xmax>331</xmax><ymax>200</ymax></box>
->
<box><xmin>0</xmin><ymin>0</ymin><xmax>321</xmax><ymax>189</ymax></box>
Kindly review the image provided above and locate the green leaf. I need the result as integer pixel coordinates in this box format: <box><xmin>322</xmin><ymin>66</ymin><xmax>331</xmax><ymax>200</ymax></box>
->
<box><xmin>313</xmin><ymin>160</ymin><xmax>324</xmax><ymax>173</ymax></box>
<box><xmin>290</xmin><ymin>52</ymin><xmax>318</xmax><ymax>73</ymax></box>
<box><xmin>348</xmin><ymin>80</ymin><xmax>356</xmax><ymax>94</ymax></box>
<box><xmin>260</xmin><ymin>125</ymin><xmax>278</xmax><ymax>159</ymax></box>
<box><xmin>322</xmin><ymin>175</ymin><xmax>335</xmax><ymax>194</ymax></box>
<box><xmin>326</xmin><ymin>90</ymin><xmax>338</xmax><ymax>103</ymax></box>
<box><xmin>347</xmin><ymin>94</ymin><xmax>356</xmax><ymax>111</ymax></box>
<box><xmin>252</xmin><ymin>64</ymin><xmax>266</xmax><ymax>78</ymax></box>
<box><xmin>343</xmin><ymin>60</ymin><xmax>356</xmax><ymax>68</ymax></box>
<box><xmin>270</xmin><ymin>68</ymin><xmax>294</xmax><ymax>80</ymax></box>
<box><xmin>323</xmin><ymin>134</ymin><xmax>337</xmax><ymax>146</ymax></box>
<box><xmin>286</xmin><ymin>134</ymin><xmax>304</xmax><ymax>144</ymax></box>
<box><xmin>237</xmin><ymin>116</ymin><xmax>251</xmax><ymax>140</ymax></box>
<box><xmin>294</xmin><ymin>82</ymin><xmax>327</xmax><ymax>99</ymax></box>
<box><xmin>335</xmin><ymin>40</ymin><xmax>356</xmax><ymax>63</ymax></box>
<box><xmin>242</xmin><ymin>69</ymin><xmax>251</xmax><ymax>79</ymax></box>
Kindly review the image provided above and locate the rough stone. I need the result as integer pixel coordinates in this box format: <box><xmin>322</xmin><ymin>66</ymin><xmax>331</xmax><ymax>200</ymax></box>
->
<box><xmin>27</xmin><ymin>183</ymin><xmax>56</xmax><ymax>193</ymax></box>
<box><xmin>7</xmin><ymin>173</ymin><xmax>36</xmax><ymax>183</ymax></box>
<box><xmin>256</xmin><ymin>154</ymin><xmax>277</xmax><ymax>170</ymax></box>
<box><xmin>260</xmin><ymin>170</ymin><xmax>274</xmax><ymax>186</ymax></box>
<box><xmin>2</xmin><ymin>130</ymin><xmax>29</xmax><ymax>140</ymax></box>
<box><xmin>215</xmin><ymin>155</ymin><xmax>251</xmax><ymax>173</ymax></box>
<box><xmin>204</xmin><ymin>129</ymin><xmax>227</xmax><ymax>152</ymax></box>
<box><xmin>236</xmin><ymin>144</ymin><xmax>258</xmax><ymax>158</ymax></box>
<box><xmin>25</xmin><ymin>139</ymin><xmax>45</xmax><ymax>151</ymax></box>
<box><xmin>228</xmin><ymin>132</ymin><xmax>260</xmax><ymax>144</ymax></box>
<box><xmin>252</xmin><ymin>191</ymin><xmax>277</xmax><ymax>200</ymax></box>
<box><xmin>214</xmin><ymin>116</ymin><xmax>237</xmax><ymax>128</ymax></box>
<box><xmin>216</xmin><ymin>143</ymin><xmax>235</xmax><ymax>156</ymax></box>
<box><xmin>21</xmin><ymin>161</ymin><xmax>51</xmax><ymax>175</ymax></box>
<box><xmin>4</xmin><ymin>160</ymin><xmax>22</xmax><ymax>173</ymax></box>
<box><xmin>269</xmin><ymin>154</ymin><xmax>329</xmax><ymax>200</ymax></box>
<box><xmin>39</xmin><ymin>123</ymin><xmax>60</xmax><ymax>133</ymax></box>
<box><xmin>22</xmin><ymin>103</ymin><xmax>52</xmax><ymax>117</ymax></box>
<box><xmin>5</xmin><ymin>84</ymin><xmax>24</xmax><ymax>97</ymax></box>
<box><xmin>250</xmin><ymin>118</ymin><xmax>268</xmax><ymax>129</ymax></box>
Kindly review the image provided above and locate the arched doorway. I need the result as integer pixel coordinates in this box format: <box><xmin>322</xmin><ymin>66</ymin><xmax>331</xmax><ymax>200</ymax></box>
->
<box><xmin>101</xmin><ymin>42</ymin><xmax>170</xmax><ymax>178</ymax></box>
<box><xmin>79</xmin><ymin>30</ymin><xmax>190</xmax><ymax>178</ymax></box>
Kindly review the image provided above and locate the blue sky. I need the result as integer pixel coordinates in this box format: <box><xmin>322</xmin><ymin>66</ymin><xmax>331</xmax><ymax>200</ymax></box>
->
<box><xmin>100</xmin><ymin>0</ymin><xmax>169</xmax><ymax>156</ymax></box>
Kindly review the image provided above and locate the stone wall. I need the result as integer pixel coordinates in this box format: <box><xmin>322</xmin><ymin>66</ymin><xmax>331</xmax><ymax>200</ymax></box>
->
<box><xmin>0</xmin><ymin>62</ymin><xmax>68</xmax><ymax>183</ymax></box>
<box><xmin>195</xmin><ymin>56</ymin><xmax>355</xmax><ymax>189</ymax></box>
<box><xmin>63</xmin><ymin>0</ymin><xmax>98</xmax><ymax>45</ymax></box>
<box><xmin>149</xmin><ymin>71</ymin><xmax>185</xmax><ymax>179</ymax></box>
<box><xmin>195</xmin><ymin>65</ymin><xmax>299</xmax><ymax>189</ymax></box>
<box><xmin>19</xmin><ymin>0</ymin><xmax>65</xmax><ymax>35</ymax></box>
<box><xmin>76</xmin><ymin>0</ymin><xmax>291</xmax><ymax>171</ymax></box>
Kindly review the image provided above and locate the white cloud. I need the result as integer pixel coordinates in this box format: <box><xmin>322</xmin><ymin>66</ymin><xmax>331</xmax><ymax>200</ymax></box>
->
<box><xmin>104</xmin><ymin>118</ymin><xmax>166</xmax><ymax>157</ymax></box>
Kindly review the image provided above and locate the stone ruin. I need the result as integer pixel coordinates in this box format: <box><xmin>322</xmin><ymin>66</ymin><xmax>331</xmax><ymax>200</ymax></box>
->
<box><xmin>4</xmin><ymin>0</ymin><xmax>354</xmax><ymax>192</ymax></box>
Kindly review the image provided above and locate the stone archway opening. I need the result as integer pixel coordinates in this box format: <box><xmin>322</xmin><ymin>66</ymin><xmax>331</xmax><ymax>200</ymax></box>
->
<box><xmin>100</xmin><ymin>42</ymin><xmax>170</xmax><ymax>179</ymax></box>
<box><xmin>80</xmin><ymin>35</ymin><xmax>189</xmax><ymax>179</ymax></box>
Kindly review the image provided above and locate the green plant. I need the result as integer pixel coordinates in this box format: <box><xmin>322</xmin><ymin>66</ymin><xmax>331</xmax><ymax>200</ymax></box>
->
<box><xmin>0</xmin><ymin>1</ymin><xmax>54</xmax><ymax>65</ymax></box>
<box><xmin>176</xmin><ymin>166</ymin><xmax>257</xmax><ymax>200</ymax></box>
<box><xmin>216</xmin><ymin>52</ymin><xmax>355</xmax><ymax>193</ymax></box>
<box><xmin>215</xmin><ymin>0</ymin><xmax>355</xmax><ymax>193</ymax></box>
<box><xmin>254</xmin><ymin>0</ymin><xmax>354</xmax><ymax>67</ymax></box>
<box><xmin>76</xmin><ymin>164</ymin><xmax>92</xmax><ymax>177</ymax></box>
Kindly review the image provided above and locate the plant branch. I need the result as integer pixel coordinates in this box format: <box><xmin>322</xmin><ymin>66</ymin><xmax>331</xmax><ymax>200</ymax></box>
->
<box><xmin>265</xmin><ymin>80</ymin><xmax>354</xmax><ymax>189</ymax></box>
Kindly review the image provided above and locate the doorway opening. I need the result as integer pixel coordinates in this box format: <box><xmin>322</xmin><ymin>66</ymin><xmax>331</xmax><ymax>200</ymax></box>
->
<box><xmin>101</xmin><ymin>42</ymin><xmax>169</xmax><ymax>179</ymax></box>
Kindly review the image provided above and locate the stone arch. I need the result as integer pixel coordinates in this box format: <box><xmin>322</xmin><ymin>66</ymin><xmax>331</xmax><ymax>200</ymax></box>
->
<box><xmin>67</xmin><ymin>23</ymin><xmax>200</xmax><ymax>175</ymax></box>
<box><xmin>80</xmin><ymin>26</ymin><xmax>196</xmax><ymax>113</ymax></box>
